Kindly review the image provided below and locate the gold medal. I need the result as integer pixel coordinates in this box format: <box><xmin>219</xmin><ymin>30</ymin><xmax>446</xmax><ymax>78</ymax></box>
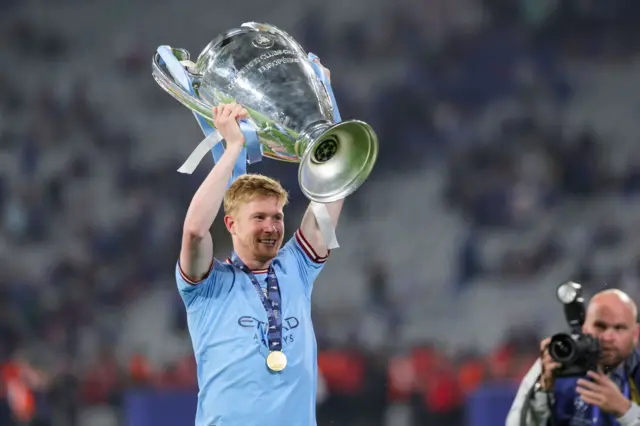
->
<box><xmin>266</xmin><ymin>350</ymin><xmax>287</xmax><ymax>372</ymax></box>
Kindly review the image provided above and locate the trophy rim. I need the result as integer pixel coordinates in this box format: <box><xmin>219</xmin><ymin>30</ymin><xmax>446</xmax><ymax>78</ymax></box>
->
<box><xmin>196</xmin><ymin>22</ymin><xmax>307</xmax><ymax>70</ymax></box>
<box><xmin>196</xmin><ymin>27</ymin><xmax>248</xmax><ymax>66</ymax></box>
<box><xmin>298</xmin><ymin>120</ymin><xmax>379</xmax><ymax>203</ymax></box>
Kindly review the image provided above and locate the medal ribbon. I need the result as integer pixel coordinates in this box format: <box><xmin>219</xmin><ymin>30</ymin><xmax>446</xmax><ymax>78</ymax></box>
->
<box><xmin>231</xmin><ymin>254</ymin><xmax>283</xmax><ymax>352</ymax></box>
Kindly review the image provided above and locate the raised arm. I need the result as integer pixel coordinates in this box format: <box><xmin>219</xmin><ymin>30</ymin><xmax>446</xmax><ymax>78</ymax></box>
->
<box><xmin>180</xmin><ymin>103</ymin><xmax>248</xmax><ymax>281</ymax></box>
<box><xmin>299</xmin><ymin>200</ymin><xmax>344</xmax><ymax>258</ymax></box>
<box><xmin>297</xmin><ymin>58</ymin><xmax>344</xmax><ymax>258</ymax></box>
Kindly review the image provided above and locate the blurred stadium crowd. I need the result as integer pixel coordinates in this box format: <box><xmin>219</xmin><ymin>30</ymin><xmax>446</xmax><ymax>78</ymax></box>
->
<box><xmin>2</xmin><ymin>0</ymin><xmax>640</xmax><ymax>424</ymax></box>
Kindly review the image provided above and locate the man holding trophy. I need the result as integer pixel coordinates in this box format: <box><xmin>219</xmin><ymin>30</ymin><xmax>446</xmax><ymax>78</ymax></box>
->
<box><xmin>152</xmin><ymin>22</ymin><xmax>378</xmax><ymax>425</ymax></box>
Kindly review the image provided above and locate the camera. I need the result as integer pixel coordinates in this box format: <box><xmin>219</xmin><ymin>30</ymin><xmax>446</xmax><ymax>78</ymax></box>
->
<box><xmin>547</xmin><ymin>282</ymin><xmax>600</xmax><ymax>378</ymax></box>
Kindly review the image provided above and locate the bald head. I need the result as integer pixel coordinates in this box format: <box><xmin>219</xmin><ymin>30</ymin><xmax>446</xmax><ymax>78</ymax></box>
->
<box><xmin>589</xmin><ymin>289</ymin><xmax>637</xmax><ymax>322</ymax></box>
<box><xmin>583</xmin><ymin>289</ymin><xmax>639</xmax><ymax>368</ymax></box>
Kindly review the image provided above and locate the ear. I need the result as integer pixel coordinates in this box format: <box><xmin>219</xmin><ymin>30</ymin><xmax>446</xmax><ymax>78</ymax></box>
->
<box><xmin>634</xmin><ymin>323</ymin><xmax>639</xmax><ymax>346</ymax></box>
<box><xmin>224</xmin><ymin>215</ymin><xmax>235</xmax><ymax>235</ymax></box>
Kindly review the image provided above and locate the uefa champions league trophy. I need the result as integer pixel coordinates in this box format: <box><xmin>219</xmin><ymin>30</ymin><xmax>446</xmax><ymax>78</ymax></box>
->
<box><xmin>151</xmin><ymin>21</ymin><xmax>378</xmax><ymax>204</ymax></box>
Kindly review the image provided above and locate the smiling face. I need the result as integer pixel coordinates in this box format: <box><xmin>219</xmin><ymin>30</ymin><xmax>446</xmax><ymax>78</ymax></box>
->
<box><xmin>222</xmin><ymin>174</ymin><xmax>289</xmax><ymax>269</ymax></box>
<box><xmin>582</xmin><ymin>290</ymin><xmax>639</xmax><ymax>368</ymax></box>
<box><xmin>226</xmin><ymin>195</ymin><xmax>285</xmax><ymax>265</ymax></box>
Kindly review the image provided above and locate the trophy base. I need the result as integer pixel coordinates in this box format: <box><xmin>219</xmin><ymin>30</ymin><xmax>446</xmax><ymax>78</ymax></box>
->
<box><xmin>298</xmin><ymin>120</ymin><xmax>378</xmax><ymax>203</ymax></box>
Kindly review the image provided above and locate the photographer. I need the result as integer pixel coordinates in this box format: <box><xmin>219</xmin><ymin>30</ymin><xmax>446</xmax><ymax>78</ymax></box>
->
<box><xmin>506</xmin><ymin>287</ymin><xmax>640</xmax><ymax>426</ymax></box>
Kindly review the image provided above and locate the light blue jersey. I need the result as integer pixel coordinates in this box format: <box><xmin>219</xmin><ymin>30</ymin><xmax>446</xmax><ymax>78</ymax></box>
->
<box><xmin>176</xmin><ymin>229</ymin><xmax>328</xmax><ymax>426</ymax></box>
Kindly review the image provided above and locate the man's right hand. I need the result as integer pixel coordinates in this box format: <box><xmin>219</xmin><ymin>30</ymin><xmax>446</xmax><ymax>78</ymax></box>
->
<box><xmin>539</xmin><ymin>337</ymin><xmax>562</xmax><ymax>391</ymax></box>
<box><xmin>179</xmin><ymin>103</ymin><xmax>249</xmax><ymax>283</ymax></box>
<box><xmin>212</xmin><ymin>103</ymin><xmax>249</xmax><ymax>148</ymax></box>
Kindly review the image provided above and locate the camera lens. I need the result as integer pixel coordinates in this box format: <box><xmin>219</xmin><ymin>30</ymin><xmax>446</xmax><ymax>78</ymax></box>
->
<box><xmin>549</xmin><ymin>335</ymin><xmax>577</xmax><ymax>363</ymax></box>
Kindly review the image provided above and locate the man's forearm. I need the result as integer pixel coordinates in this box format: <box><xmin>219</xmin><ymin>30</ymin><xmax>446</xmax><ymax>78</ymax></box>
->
<box><xmin>302</xmin><ymin>199</ymin><xmax>343</xmax><ymax>229</ymax></box>
<box><xmin>183</xmin><ymin>144</ymin><xmax>243</xmax><ymax>235</ymax></box>
<box><xmin>299</xmin><ymin>199</ymin><xmax>344</xmax><ymax>256</ymax></box>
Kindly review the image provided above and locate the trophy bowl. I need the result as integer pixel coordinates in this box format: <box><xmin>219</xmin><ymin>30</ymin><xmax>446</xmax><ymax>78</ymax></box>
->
<box><xmin>152</xmin><ymin>22</ymin><xmax>378</xmax><ymax>203</ymax></box>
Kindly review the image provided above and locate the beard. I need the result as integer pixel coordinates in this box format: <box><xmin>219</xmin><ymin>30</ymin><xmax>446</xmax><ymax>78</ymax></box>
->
<box><xmin>251</xmin><ymin>234</ymin><xmax>282</xmax><ymax>261</ymax></box>
<box><xmin>233</xmin><ymin>226</ymin><xmax>284</xmax><ymax>268</ymax></box>
<box><xmin>254</xmin><ymin>241</ymin><xmax>280</xmax><ymax>259</ymax></box>
<box><xmin>600</xmin><ymin>346</ymin><xmax>633</xmax><ymax>369</ymax></box>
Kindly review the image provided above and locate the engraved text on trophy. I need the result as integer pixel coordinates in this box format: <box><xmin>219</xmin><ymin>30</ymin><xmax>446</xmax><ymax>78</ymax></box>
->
<box><xmin>226</xmin><ymin>49</ymin><xmax>301</xmax><ymax>90</ymax></box>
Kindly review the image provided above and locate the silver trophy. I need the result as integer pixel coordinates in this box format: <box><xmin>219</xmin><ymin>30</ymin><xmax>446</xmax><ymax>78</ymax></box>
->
<box><xmin>152</xmin><ymin>22</ymin><xmax>378</xmax><ymax>203</ymax></box>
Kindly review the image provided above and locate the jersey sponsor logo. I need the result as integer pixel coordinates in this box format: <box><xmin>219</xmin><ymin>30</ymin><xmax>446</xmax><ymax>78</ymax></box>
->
<box><xmin>238</xmin><ymin>315</ymin><xmax>300</xmax><ymax>345</ymax></box>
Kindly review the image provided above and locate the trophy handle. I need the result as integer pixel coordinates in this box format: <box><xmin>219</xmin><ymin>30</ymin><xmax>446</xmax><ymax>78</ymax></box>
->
<box><xmin>152</xmin><ymin>47</ymin><xmax>212</xmax><ymax>121</ymax></box>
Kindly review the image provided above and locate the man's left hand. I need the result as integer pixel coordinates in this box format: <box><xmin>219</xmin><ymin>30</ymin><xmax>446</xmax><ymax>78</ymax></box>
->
<box><xmin>576</xmin><ymin>370</ymin><xmax>632</xmax><ymax>417</ymax></box>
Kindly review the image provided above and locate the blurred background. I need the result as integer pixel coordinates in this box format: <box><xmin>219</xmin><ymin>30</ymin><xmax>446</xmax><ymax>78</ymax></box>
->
<box><xmin>2</xmin><ymin>0</ymin><xmax>640</xmax><ymax>424</ymax></box>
